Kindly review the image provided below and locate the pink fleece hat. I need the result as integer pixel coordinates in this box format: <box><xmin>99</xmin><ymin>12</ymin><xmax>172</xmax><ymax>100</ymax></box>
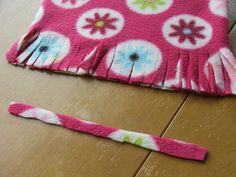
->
<box><xmin>6</xmin><ymin>0</ymin><xmax>236</xmax><ymax>96</ymax></box>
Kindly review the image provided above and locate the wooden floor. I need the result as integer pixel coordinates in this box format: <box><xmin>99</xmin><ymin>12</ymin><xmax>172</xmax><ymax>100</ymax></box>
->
<box><xmin>0</xmin><ymin>1</ymin><xmax>236</xmax><ymax>177</ymax></box>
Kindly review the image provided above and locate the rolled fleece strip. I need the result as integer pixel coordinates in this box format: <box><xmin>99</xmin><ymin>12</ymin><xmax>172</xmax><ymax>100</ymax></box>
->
<box><xmin>8</xmin><ymin>102</ymin><xmax>207</xmax><ymax>161</ymax></box>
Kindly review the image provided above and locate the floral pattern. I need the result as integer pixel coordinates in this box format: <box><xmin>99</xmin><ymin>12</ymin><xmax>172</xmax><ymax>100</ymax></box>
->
<box><xmin>162</xmin><ymin>14</ymin><xmax>213</xmax><ymax>49</ymax></box>
<box><xmin>51</xmin><ymin>0</ymin><xmax>90</xmax><ymax>9</ymax></box>
<box><xmin>82</xmin><ymin>12</ymin><xmax>118</xmax><ymax>35</ymax></box>
<box><xmin>5</xmin><ymin>0</ymin><xmax>236</xmax><ymax>96</ymax></box>
<box><xmin>107</xmin><ymin>40</ymin><xmax>162</xmax><ymax>77</ymax></box>
<box><xmin>132</xmin><ymin>0</ymin><xmax>166</xmax><ymax>11</ymax></box>
<box><xmin>209</xmin><ymin>0</ymin><xmax>228</xmax><ymax>18</ymax></box>
<box><xmin>169</xmin><ymin>19</ymin><xmax>205</xmax><ymax>45</ymax></box>
<box><xmin>108</xmin><ymin>130</ymin><xmax>158</xmax><ymax>150</ymax></box>
<box><xmin>18</xmin><ymin>31</ymin><xmax>70</xmax><ymax>67</ymax></box>
<box><xmin>20</xmin><ymin>108</ymin><xmax>61</xmax><ymax>125</ymax></box>
<box><xmin>77</xmin><ymin>8</ymin><xmax>124</xmax><ymax>39</ymax></box>
<box><xmin>124</xmin><ymin>134</ymin><xmax>143</xmax><ymax>145</ymax></box>
<box><xmin>126</xmin><ymin>0</ymin><xmax>173</xmax><ymax>15</ymax></box>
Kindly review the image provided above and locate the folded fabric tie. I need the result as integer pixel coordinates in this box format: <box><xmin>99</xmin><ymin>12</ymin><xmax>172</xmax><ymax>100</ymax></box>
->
<box><xmin>5</xmin><ymin>0</ymin><xmax>236</xmax><ymax>96</ymax></box>
<box><xmin>8</xmin><ymin>102</ymin><xmax>207</xmax><ymax>161</ymax></box>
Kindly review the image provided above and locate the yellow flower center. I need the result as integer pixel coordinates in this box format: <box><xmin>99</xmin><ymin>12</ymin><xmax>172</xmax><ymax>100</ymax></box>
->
<box><xmin>95</xmin><ymin>20</ymin><xmax>105</xmax><ymax>27</ymax></box>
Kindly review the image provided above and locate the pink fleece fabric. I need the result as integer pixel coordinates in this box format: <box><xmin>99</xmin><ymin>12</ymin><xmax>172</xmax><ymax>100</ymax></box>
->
<box><xmin>5</xmin><ymin>0</ymin><xmax>236</xmax><ymax>96</ymax></box>
<box><xmin>8</xmin><ymin>102</ymin><xmax>208</xmax><ymax>161</ymax></box>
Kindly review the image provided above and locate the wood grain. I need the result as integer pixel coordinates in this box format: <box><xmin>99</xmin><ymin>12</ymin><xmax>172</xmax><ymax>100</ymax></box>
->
<box><xmin>136</xmin><ymin>3</ymin><xmax>236</xmax><ymax>177</ymax></box>
<box><xmin>0</xmin><ymin>1</ymin><xmax>186</xmax><ymax>177</ymax></box>
<box><xmin>136</xmin><ymin>94</ymin><xmax>236</xmax><ymax>177</ymax></box>
<box><xmin>229</xmin><ymin>0</ymin><xmax>236</xmax><ymax>29</ymax></box>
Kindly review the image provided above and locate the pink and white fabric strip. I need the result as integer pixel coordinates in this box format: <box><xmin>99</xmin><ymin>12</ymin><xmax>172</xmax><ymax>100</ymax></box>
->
<box><xmin>8</xmin><ymin>102</ymin><xmax>208</xmax><ymax>161</ymax></box>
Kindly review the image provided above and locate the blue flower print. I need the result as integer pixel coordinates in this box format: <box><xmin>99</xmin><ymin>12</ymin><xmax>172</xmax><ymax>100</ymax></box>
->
<box><xmin>18</xmin><ymin>31</ymin><xmax>70</xmax><ymax>67</ymax></box>
<box><xmin>110</xmin><ymin>40</ymin><xmax>162</xmax><ymax>77</ymax></box>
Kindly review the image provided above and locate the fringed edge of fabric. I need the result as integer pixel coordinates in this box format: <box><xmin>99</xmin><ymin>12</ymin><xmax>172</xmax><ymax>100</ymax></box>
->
<box><xmin>5</xmin><ymin>29</ymin><xmax>236</xmax><ymax>96</ymax></box>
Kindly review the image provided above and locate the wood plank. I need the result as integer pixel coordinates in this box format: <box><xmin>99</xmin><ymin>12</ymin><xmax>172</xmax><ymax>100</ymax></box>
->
<box><xmin>0</xmin><ymin>1</ymin><xmax>187</xmax><ymax>177</ymax></box>
<box><xmin>136</xmin><ymin>25</ymin><xmax>236</xmax><ymax>177</ymax></box>
<box><xmin>229</xmin><ymin>0</ymin><xmax>236</xmax><ymax>28</ymax></box>
<box><xmin>136</xmin><ymin>94</ymin><xmax>236</xmax><ymax>177</ymax></box>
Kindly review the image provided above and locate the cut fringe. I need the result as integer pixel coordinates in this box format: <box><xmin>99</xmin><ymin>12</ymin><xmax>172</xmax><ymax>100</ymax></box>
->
<box><xmin>5</xmin><ymin>30</ymin><xmax>236</xmax><ymax>96</ymax></box>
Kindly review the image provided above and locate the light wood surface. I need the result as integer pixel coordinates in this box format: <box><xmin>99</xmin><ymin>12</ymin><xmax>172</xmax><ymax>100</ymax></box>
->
<box><xmin>136</xmin><ymin>4</ymin><xmax>236</xmax><ymax>177</ymax></box>
<box><xmin>0</xmin><ymin>1</ymin><xmax>235</xmax><ymax>177</ymax></box>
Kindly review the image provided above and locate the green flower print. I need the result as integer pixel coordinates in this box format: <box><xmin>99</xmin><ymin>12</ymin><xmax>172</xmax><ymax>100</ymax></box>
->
<box><xmin>124</xmin><ymin>134</ymin><xmax>144</xmax><ymax>146</ymax></box>
<box><xmin>132</xmin><ymin>0</ymin><xmax>166</xmax><ymax>11</ymax></box>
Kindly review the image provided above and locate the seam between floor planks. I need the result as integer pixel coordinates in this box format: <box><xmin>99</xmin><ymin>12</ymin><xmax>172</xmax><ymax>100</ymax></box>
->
<box><xmin>131</xmin><ymin>94</ymin><xmax>189</xmax><ymax>177</ymax></box>
<box><xmin>229</xmin><ymin>20</ymin><xmax>236</xmax><ymax>33</ymax></box>
<box><xmin>132</xmin><ymin>19</ymin><xmax>236</xmax><ymax>177</ymax></box>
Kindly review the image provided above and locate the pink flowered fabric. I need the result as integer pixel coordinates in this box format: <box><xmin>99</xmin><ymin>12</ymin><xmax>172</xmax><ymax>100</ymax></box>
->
<box><xmin>8</xmin><ymin>102</ymin><xmax>208</xmax><ymax>161</ymax></box>
<box><xmin>6</xmin><ymin>0</ymin><xmax>236</xmax><ymax>96</ymax></box>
